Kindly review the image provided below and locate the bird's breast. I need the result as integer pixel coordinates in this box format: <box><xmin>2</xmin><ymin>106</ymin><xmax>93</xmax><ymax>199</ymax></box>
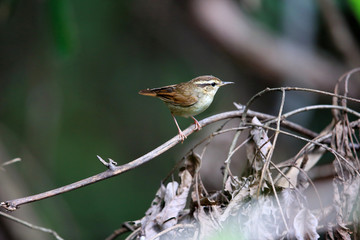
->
<box><xmin>166</xmin><ymin>94</ymin><xmax>214</xmax><ymax>117</ymax></box>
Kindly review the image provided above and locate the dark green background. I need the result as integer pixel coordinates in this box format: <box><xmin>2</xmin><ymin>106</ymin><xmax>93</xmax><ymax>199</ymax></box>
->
<box><xmin>0</xmin><ymin>0</ymin><xmax>359</xmax><ymax>239</ymax></box>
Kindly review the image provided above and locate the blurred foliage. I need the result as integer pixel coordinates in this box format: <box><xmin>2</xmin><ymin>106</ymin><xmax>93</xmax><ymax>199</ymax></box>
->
<box><xmin>244</xmin><ymin>0</ymin><xmax>284</xmax><ymax>33</ymax></box>
<box><xmin>48</xmin><ymin>0</ymin><xmax>77</xmax><ymax>56</ymax></box>
<box><xmin>349</xmin><ymin>0</ymin><xmax>360</xmax><ymax>23</ymax></box>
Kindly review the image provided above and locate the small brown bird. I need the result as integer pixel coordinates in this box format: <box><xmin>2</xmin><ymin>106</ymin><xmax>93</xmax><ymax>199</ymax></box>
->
<box><xmin>139</xmin><ymin>75</ymin><xmax>233</xmax><ymax>142</ymax></box>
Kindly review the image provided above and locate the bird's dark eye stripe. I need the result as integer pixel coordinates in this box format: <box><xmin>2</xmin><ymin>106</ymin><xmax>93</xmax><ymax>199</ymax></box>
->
<box><xmin>197</xmin><ymin>82</ymin><xmax>217</xmax><ymax>87</ymax></box>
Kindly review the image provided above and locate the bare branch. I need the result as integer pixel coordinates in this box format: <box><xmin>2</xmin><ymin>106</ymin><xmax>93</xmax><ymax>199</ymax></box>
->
<box><xmin>0</xmin><ymin>211</ymin><xmax>63</xmax><ymax>240</ymax></box>
<box><xmin>2</xmin><ymin>86</ymin><xmax>358</xmax><ymax>212</ymax></box>
<box><xmin>1</xmin><ymin>158</ymin><xmax>21</xmax><ymax>171</ymax></box>
<box><xmin>0</xmin><ymin>111</ymin><xmax>241</xmax><ymax>211</ymax></box>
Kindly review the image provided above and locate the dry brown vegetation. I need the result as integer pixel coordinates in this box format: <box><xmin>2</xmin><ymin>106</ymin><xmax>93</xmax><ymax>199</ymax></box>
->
<box><xmin>2</xmin><ymin>69</ymin><xmax>360</xmax><ymax>240</ymax></box>
<box><xmin>105</xmin><ymin>69</ymin><xmax>360</xmax><ymax>240</ymax></box>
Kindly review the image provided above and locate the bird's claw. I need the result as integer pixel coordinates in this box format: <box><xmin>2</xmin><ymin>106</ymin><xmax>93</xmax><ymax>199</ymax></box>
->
<box><xmin>191</xmin><ymin>116</ymin><xmax>202</xmax><ymax>131</ymax></box>
<box><xmin>194</xmin><ymin>121</ymin><xmax>202</xmax><ymax>131</ymax></box>
<box><xmin>178</xmin><ymin>131</ymin><xmax>187</xmax><ymax>143</ymax></box>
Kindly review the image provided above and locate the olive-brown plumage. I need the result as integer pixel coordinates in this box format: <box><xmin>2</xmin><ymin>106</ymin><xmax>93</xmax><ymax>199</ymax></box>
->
<box><xmin>139</xmin><ymin>75</ymin><xmax>233</xmax><ymax>142</ymax></box>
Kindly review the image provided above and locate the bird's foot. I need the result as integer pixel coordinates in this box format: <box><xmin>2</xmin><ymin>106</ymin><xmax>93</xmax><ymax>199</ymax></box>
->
<box><xmin>191</xmin><ymin>116</ymin><xmax>202</xmax><ymax>131</ymax></box>
<box><xmin>178</xmin><ymin>130</ymin><xmax>187</xmax><ymax>143</ymax></box>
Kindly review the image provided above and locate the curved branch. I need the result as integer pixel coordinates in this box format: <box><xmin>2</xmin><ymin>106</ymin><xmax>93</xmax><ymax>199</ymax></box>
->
<box><xmin>1</xmin><ymin>105</ymin><xmax>329</xmax><ymax>211</ymax></box>
<box><xmin>0</xmin><ymin>111</ymin><xmax>241</xmax><ymax>211</ymax></box>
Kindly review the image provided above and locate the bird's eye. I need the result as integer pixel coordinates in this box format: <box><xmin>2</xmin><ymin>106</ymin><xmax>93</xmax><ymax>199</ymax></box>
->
<box><xmin>211</xmin><ymin>82</ymin><xmax>216</xmax><ymax>87</ymax></box>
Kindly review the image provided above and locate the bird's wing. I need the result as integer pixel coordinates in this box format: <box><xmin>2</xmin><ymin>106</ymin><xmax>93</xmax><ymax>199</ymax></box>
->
<box><xmin>139</xmin><ymin>85</ymin><xmax>197</xmax><ymax>107</ymax></box>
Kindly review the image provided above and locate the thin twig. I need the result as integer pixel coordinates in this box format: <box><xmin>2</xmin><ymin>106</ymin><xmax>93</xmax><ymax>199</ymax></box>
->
<box><xmin>222</xmin><ymin>129</ymin><xmax>242</xmax><ymax>187</ymax></box>
<box><xmin>1</xmin><ymin>105</ymin><xmax>324</xmax><ymax>211</ymax></box>
<box><xmin>187</xmin><ymin>120</ymin><xmax>232</xmax><ymax>155</ymax></box>
<box><xmin>125</xmin><ymin>228</ymin><xmax>141</xmax><ymax>240</ymax></box>
<box><xmin>269</xmin><ymin>161</ymin><xmax>298</xmax><ymax>190</ymax></box>
<box><xmin>241</xmin><ymin>86</ymin><xmax>360</xmax><ymax>123</ymax></box>
<box><xmin>148</xmin><ymin>223</ymin><xmax>195</xmax><ymax>240</ymax></box>
<box><xmin>267</xmin><ymin>169</ymin><xmax>289</xmax><ymax>231</ymax></box>
<box><xmin>2</xmin><ymin>86</ymin><xmax>358</xmax><ymax>211</ymax></box>
<box><xmin>224</xmin><ymin>137</ymin><xmax>252</xmax><ymax>164</ymax></box>
<box><xmin>1</xmin><ymin>111</ymin><xmax>241</xmax><ymax>211</ymax></box>
<box><xmin>105</xmin><ymin>227</ymin><xmax>129</xmax><ymax>240</ymax></box>
<box><xmin>266</xmin><ymin>104</ymin><xmax>360</xmax><ymax>123</ymax></box>
<box><xmin>1</xmin><ymin>158</ymin><xmax>21</xmax><ymax>171</ymax></box>
<box><xmin>105</xmin><ymin>221</ymin><xmax>138</xmax><ymax>240</ymax></box>
<box><xmin>293</xmin><ymin>165</ymin><xmax>325</xmax><ymax>216</ymax></box>
<box><xmin>250</xmin><ymin>123</ymin><xmax>360</xmax><ymax>176</ymax></box>
<box><xmin>258</xmin><ymin>88</ymin><xmax>286</xmax><ymax>193</ymax></box>
<box><xmin>223</xmin><ymin>108</ymin><xmax>245</xmax><ymax>187</ymax></box>
<box><xmin>0</xmin><ymin>211</ymin><xmax>63</xmax><ymax>240</ymax></box>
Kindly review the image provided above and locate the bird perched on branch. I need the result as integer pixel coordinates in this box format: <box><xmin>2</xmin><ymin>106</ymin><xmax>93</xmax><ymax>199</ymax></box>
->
<box><xmin>139</xmin><ymin>75</ymin><xmax>233</xmax><ymax>142</ymax></box>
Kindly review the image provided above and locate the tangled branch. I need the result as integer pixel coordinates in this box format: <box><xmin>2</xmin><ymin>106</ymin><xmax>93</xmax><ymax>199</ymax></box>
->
<box><xmin>2</xmin><ymin>69</ymin><xmax>360</xmax><ymax>240</ymax></box>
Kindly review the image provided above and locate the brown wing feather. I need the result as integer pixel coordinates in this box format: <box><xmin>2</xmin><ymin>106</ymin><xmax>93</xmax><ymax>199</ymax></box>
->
<box><xmin>139</xmin><ymin>85</ymin><xmax>197</xmax><ymax>107</ymax></box>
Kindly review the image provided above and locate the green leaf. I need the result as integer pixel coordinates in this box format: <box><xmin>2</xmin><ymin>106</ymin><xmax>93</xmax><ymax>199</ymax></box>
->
<box><xmin>349</xmin><ymin>0</ymin><xmax>360</xmax><ymax>23</ymax></box>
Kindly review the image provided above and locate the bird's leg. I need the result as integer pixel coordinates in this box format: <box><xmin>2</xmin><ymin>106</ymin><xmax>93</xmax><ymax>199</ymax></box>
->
<box><xmin>191</xmin><ymin>116</ymin><xmax>202</xmax><ymax>131</ymax></box>
<box><xmin>172</xmin><ymin>114</ymin><xmax>186</xmax><ymax>142</ymax></box>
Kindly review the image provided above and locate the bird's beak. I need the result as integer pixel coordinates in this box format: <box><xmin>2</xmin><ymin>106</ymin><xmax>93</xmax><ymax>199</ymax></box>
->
<box><xmin>221</xmin><ymin>81</ymin><xmax>234</xmax><ymax>86</ymax></box>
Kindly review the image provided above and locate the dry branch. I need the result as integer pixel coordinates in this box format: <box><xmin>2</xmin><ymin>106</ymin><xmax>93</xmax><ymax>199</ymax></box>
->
<box><xmin>2</xmin><ymin>79</ymin><xmax>360</xmax><ymax>240</ymax></box>
<box><xmin>1</xmin><ymin>106</ymin><xmax>323</xmax><ymax>211</ymax></box>
<box><xmin>121</xmin><ymin>76</ymin><xmax>359</xmax><ymax>239</ymax></box>
<box><xmin>0</xmin><ymin>211</ymin><xmax>63</xmax><ymax>240</ymax></box>
<box><xmin>2</xmin><ymin>86</ymin><xmax>360</xmax><ymax>211</ymax></box>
